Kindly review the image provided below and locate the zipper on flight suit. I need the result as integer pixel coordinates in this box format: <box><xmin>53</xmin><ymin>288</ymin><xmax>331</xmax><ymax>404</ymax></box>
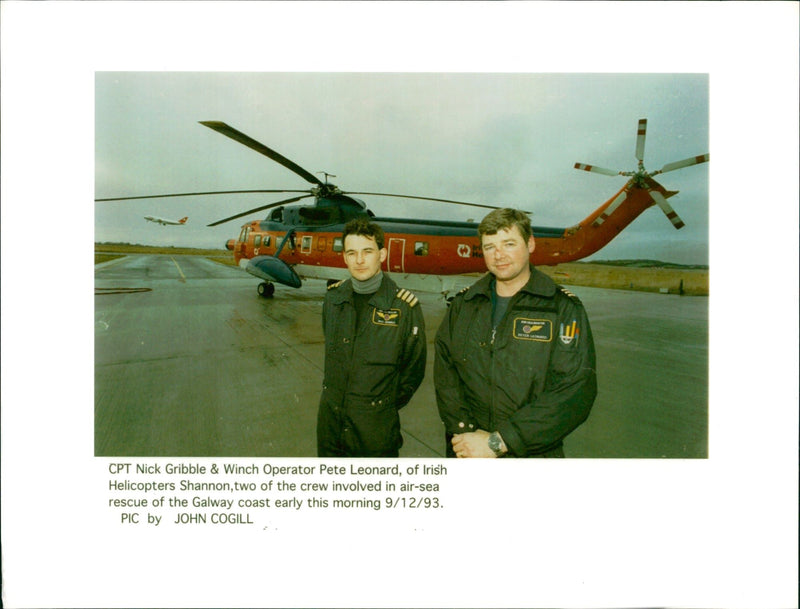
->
<box><xmin>487</xmin><ymin>291</ymin><xmax>519</xmax><ymax>432</ymax></box>
<box><xmin>488</xmin><ymin>325</ymin><xmax>496</xmax><ymax>431</ymax></box>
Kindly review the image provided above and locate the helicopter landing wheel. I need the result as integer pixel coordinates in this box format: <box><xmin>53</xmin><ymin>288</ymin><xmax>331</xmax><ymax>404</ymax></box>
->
<box><xmin>257</xmin><ymin>282</ymin><xmax>275</xmax><ymax>298</ymax></box>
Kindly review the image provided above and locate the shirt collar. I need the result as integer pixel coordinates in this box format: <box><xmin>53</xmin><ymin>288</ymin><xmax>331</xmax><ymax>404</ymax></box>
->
<box><xmin>465</xmin><ymin>266</ymin><xmax>556</xmax><ymax>301</ymax></box>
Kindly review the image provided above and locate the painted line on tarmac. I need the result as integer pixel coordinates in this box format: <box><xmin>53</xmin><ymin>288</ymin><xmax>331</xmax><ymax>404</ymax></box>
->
<box><xmin>170</xmin><ymin>256</ymin><xmax>187</xmax><ymax>283</ymax></box>
<box><xmin>94</xmin><ymin>256</ymin><xmax>128</xmax><ymax>270</ymax></box>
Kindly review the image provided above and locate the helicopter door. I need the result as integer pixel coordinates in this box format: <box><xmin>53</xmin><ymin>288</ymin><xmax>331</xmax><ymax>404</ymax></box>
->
<box><xmin>239</xmin><ymin>227</ymin><xmax>251</xmax><ymax>258</ymax></box>
<box><xmin>387</xmin><ymin>238</ymin><xmax>406</xmax><ymax>273</ymax></box>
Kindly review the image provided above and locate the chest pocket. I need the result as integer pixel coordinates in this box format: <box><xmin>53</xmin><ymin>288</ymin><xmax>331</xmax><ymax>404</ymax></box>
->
<box><xmin>494</xmin><ymin>309</ymin><xmax>557</xmax><ymax>397</ymax></box>
<box><xmin>451</xmin><ymin>306</ymin><xmax>487</xmax><ymax>361</ymax></box>
<box><xmin>356</xmin><ymin>308</ymin><xmax>402</xmax><ymax>365</ymax></box>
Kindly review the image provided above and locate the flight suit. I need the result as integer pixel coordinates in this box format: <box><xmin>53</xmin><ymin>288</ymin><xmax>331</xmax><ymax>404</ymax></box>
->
<box><xmin>317</xmin><ymin>275</ymin><xmax>426</xmax><ymax>457</ymax></box>
<box><xmin>435</xmin><ymin>267</ymin><xmax>597</xmax><ymax>457</ymax></box>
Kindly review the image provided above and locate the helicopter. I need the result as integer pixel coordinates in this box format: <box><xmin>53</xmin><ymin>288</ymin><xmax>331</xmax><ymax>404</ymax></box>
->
<box><xmin>96</xmin><ymin>118</ymin><xmax>708</xmax><ymax>298</ymax></box>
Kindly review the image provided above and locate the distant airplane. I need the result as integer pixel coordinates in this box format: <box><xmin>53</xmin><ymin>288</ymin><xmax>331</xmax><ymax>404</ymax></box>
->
<box><xmin>144</xmin><ymin>215</ymin><xmax>188</xmax><ymax>226</ymax></box>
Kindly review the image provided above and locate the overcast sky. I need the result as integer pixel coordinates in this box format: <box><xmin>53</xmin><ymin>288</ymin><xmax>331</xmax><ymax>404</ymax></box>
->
<box><xmin>95</xmin><ymin>72</ymin><xmax>709</xmax><ymax>264</ymax></box>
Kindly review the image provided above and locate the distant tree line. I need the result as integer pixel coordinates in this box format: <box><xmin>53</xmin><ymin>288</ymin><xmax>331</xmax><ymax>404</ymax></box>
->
<box><xmin>581</xmin><ymin>259</ymin><xmax>708</xmax><ymax>270</ymax></box>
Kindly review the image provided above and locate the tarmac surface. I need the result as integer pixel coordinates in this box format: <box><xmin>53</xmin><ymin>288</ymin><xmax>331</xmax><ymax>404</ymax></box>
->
<box><xmin>95</xmin><ymin>254</ymin><xmax>709</xmax><ymax>458</ymax></box>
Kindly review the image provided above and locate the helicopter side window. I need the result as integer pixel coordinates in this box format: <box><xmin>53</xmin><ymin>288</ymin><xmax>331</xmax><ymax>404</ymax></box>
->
<box><xmin>254</xmin><ymin>235</ymin><xmax>262</xmax><ymax>248</ymax></box>
<box><xmin>299</xmin><ymin>206</ymin><xmax>338</xmax><ymax>225</ymax></box>
<box><xmin>264</xmin><ymin>236</ymin><xmax>271</xmax><ymax>248</ymax></box>
<box><xmin>333</xmin><ymin>237</ymin><xmax>344</xmax><ymax>253</ymax></box>
<box><xmin>415</xmin><ymin>241</ymin><xmax>429</xmax><ymax>256</ymax></box>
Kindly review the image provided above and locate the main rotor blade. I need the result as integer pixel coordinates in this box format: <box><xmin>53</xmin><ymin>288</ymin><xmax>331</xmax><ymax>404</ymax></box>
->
<box><xmin>345</xmin><ymin>191</ymin><xmax>505</xmax><ymax>211</ymax></box>
<box><xmin>635</xmin><ymin>118</ymin><xmax>647</xmax><ymax>162</ymax></box>
<box><xmin>574</xmin><ymin>163</ymin><xmax>621</xmax><ymax>177</ymax></box>
<box><xmin>206</xmin><ymin>194</ymin><xmax>313</xmax><ymax>227</ymax></box>
<box><xmin>650</xmin><ymin>190</ymin><xmax>685</xmax><ymax>229</ymax></box>
<box><xmin>200</xmin><ymin>121</ymin><xmax>324</xmax><ymax>187</ymax></box>
<box><xmin>657</xmin><ymin>153</ymin><xmax>710</xmax><ymax>174</ymax></box>
<box><xmin>95</xmin><ymin>189</ymin><xmax>310</xmax><ymax>202</ymax></box>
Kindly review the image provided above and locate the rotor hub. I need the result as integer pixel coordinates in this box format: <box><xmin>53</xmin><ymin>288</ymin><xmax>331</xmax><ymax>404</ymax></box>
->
<box><xmin>312</xmin><ymin>183</ymin><xmax>342</xmax><ymax>198</ymax></box>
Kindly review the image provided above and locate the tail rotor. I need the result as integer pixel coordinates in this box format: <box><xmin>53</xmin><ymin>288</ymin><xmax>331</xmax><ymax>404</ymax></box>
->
<box><xmin>574</xmin><ymin>118</ymin><xmax>708</xmax><ymax>229</ymax></box>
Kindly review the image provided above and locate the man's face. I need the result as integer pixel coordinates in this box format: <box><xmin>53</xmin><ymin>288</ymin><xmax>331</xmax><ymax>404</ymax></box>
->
<box><xmin>343</xmin><ymin>233</ymin><xmax>387</xmax><ymax>281</ymax></box>
<box><xmin>480</xmin><ymin>225</ymin><xmax>535</xmax><ymax>286</ymax></box>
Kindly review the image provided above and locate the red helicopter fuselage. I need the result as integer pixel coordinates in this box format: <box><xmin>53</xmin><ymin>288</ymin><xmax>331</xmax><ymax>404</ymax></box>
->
<box><xmin>225</xmin><ymin>177</ymin><xmax>672</xmax><ymax>279</ymax></box>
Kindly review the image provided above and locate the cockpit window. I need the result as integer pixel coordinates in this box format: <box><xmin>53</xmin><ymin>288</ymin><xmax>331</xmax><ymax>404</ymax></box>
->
<box><xmin>298</xmin><ymin>206</ymin><xmax>341</xmax><ymax>225</ymax></box>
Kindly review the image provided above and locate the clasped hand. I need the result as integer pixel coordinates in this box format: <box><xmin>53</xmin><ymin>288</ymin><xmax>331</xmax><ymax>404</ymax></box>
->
<box><xmin>452</xmin><ymin>430</ymin><xmax>495</xmax><ymax>458</ymax></box>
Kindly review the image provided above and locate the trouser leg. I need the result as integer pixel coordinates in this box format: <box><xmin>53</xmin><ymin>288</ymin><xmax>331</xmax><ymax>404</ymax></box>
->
<box><xmin>317</xmin><ymin>404</ymin><xmax>346</xmax><ymax>457</ymax></box>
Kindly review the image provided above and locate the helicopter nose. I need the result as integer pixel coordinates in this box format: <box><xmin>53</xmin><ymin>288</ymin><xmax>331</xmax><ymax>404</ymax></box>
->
<box><xmin>225</xmin><ymin>239</ymin><xmax>236</xmax><ymax>251</ymax></box>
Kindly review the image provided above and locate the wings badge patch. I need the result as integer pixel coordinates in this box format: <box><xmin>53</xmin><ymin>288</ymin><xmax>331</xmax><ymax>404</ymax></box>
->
<box><xmin>372</xmin><ymin>308</ymin><xmax>401</xmax><ymax>326</ymax></box>
<box><xmin>513</xmin><ymin>318</ymin><xmax>552</xmax><ymax>342</ymax></box>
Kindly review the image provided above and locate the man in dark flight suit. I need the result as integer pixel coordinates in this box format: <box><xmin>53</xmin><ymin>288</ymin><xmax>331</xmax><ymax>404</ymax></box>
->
<box><xmin>317</xmin><ymin>218</ymin><xmax>426</xmax><ymax>457</ymax></box>
<box><xmin>435</xmin><ymin>208</ymin><xmax>597</xmax><ymax>458</ymax></box>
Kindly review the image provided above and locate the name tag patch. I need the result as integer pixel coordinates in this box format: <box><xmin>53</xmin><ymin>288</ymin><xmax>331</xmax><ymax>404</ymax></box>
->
<box><xmin>372</xmin><ymin>308</ymin><xmax>401</xmax><ymax>326</ymax></box>
<box><xmin>513</xmin><ymin>318</ymin><xmax>552</xmax><ymax>341</ymax></box>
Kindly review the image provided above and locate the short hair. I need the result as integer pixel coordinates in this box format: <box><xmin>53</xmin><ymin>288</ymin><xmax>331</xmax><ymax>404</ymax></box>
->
<box><xmin>342</xmin><ymin>217</ymin><xmax>385</xmax><ymax>249</ymax></box>
<box><xmin>478</xmin><ymin>208</ymin><xmax>533</xmax><ymax>242</ymax></box>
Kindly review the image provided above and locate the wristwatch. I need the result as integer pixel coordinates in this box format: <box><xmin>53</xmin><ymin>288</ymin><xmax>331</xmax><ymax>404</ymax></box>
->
<box><xmin>488</xmin><ymin>431</ymin><xmax>506</xmax><ymax>457</ymax></box>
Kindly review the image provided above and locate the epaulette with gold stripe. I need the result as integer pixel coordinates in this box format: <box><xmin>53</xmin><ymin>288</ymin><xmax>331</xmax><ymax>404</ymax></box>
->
<box><xmin>558</xmin><ymin>286</ymin><xmax>580</xmax><ymax>302</ymax></box>
<box><xmin>327</xmin><ymin>280</ymin><xmax>345</xmax><ymax>290</ymax></box>
<box><xmin>396</xmin><ymin>288</ymin><xmax>419</xmax><ymax>307</ymax></box>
